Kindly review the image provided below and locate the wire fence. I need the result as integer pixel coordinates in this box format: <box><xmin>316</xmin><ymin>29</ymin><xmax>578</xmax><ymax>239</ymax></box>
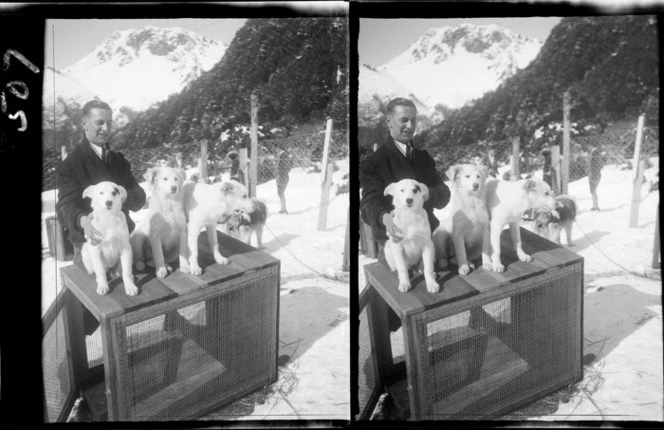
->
<box><xmin>41</xmin><ymin>128</ymin><xmax>349</xmax><ymax>193</ymax></box>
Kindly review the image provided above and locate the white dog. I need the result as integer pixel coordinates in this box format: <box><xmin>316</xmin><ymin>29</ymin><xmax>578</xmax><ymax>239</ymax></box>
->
<box><xmin>485</xmin><ymin>179</ymin><xmax>556</xmax><ymax>272</ymax></box>
<box><xmin>81</xmin><ymin>181</ymin><xmax>139</xmax><ymax>296</ymax></box>
<box><xmin>183</xmin><ymin>180</ymin><xmax>252</xmax><ymax>275</ymax></box>
<box><xmin>433</xmin><ymin>164</ymin><xmax>491</xmax><ymax>275</ymax></box>
<box><xmin>130</xmin><ymin>166</ymin><xmax>189</xmax><ymax>278</ymax></box>
<box><xmin>383</xmin><ymin>178</ymin><xmax>439</xmax><ymax>294</ymax></box>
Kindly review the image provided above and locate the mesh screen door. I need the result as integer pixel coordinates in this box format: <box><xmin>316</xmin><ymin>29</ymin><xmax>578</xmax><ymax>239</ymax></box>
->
<box><xmin>42</xmin><ymin>288</ymin><xmax>77</xmax><ymax>423</ymax></box>
<box><xmin>356</xmin><ymin>286</ymin><xmax>382</xmax><ymax>420</ymax></box>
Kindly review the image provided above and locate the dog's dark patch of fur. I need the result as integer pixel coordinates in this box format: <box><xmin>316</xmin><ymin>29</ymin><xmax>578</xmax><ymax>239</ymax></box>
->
<box><xmin>225</xmin><ymin>198</ymin><xmax>267</xmax><ymax>234</ymax></box>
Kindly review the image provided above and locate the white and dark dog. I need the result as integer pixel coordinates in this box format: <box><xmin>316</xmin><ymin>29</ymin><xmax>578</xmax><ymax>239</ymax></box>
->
<box><xmin>221</xmin><ymin>198</ymin><xmax>268</xmax><ymax>249</ymax></box>
<box><xmin>130</xmin><ymin>166</ymin><xmax>189</xmax><ymax>277</ymax></box>
<box><xmin>433</xmin><ymin>164</ymin><xmax>491</xmax><ymax>275</ymax></box>
<box><xmin>383</xmin><ymin>178</ymin><xmax>439</xmax><ymax>294</ymax></box>
<box><xmin>532</xmin><ymin>194</ymin><xmax>577</xmax><ymax>246</ymax></box>
<box><xmin>81</xmin><ymin>181</ymin><xmax>139</xmax><ymax>296</ymax></box>
<box><xmin>183</xmin><ymin>180</ymin><xmax>252</xmax><ymax>275</ymax></box>
<box><xmin>485</xmin><ymin>178</ymin><xmax>556</xmax><ymax>273</ymax></box>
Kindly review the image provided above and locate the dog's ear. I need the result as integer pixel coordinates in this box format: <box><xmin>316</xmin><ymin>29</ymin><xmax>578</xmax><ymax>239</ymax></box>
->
<box><xmin>177</xmin><ymin>168</ymin><xmax>187</xmax><ymax>183</ymax></box>
<box><xmin>478</xmin><ymin>164</ymin><xmax>489</xmax><ymax>179</ymax></box>
<box><xmin>446</xmin><ymin>165</ymin><xmax>461</xmax><ymax>183</ymax></box>
<box><xmin>384</xmin><ymin>182</ymin><xmax>396</xmax><ymax>196</ymax></box>
<box><xmin>221</xmin><ymin>181</ymin><xmax>235</xmax><ymax>195</ymax></box>
<box><xmin>143</xmin><ymin>168</ymin><xmax>158</xmax><ymax>185</ymax></box>
<box><xmin>116</xmin><ymin>185</ymin><xmax>128</xmax><ymax>203</ymax></box>
<box><xmin>417</xmin><ymin>181</ymin><xmax>430</xmax><ymax>202</ymax></box>
<box><xmin>82</xmin><ymin>185</ymin><xmax>96</xmax><ymax>199</ymax></box>
<box><xmin>523</xmin><ymin>179</ymin><xmax>538</xmax><ymax>193</ymax></box>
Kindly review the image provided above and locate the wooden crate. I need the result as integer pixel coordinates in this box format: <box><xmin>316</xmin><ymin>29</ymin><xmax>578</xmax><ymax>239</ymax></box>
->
<box><xmin>362</xmin><ymin>228</ymin><xmax>584</xmax><ymax>420</ymax></box>
<box><xmin>43</xmin><ymin>231</ymin><xmax>280</xmax><ymax>422</ymax></box>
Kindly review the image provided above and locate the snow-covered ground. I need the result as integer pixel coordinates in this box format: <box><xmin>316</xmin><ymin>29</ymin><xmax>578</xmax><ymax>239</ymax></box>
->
<box><xmin>360</xmin><ymin>158</ymin><xmax>661</xmax><ymax>422</ymax></box>
<box><xmin>41</xmin><ymin>159</ymin><xmax>350</xmax><ymax>421</ymax></box>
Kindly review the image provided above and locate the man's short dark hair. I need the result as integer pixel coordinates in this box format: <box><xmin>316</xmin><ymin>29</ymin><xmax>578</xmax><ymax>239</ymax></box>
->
<box><xmin>386</xmin><ymin>98</ymin><xmax>417</xmax><ymax>116</ymax></box>
<box><xmin>82</xmin><ymin>99</ymin><xmax>112</xmax><ymax>118</ymax></box>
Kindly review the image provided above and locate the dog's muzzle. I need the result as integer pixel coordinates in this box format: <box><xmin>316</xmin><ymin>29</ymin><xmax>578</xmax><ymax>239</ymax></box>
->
<box><xmin>105</xmin><ymin>201</ymin><xmax>113</xmax><ymax>209</ymax></box>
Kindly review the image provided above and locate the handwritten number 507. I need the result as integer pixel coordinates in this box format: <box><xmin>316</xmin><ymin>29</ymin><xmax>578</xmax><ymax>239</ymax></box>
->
<box><xmin>1</xmin><ymin>49</ymin><xmax>40</xmax><ymax>132</ymax></box>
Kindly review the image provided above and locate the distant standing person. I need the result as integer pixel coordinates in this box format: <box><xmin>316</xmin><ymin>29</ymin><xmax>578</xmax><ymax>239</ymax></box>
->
<box><xmin>227</xmin><ymin>150</ymin><xmax>244</xmax><ymax>185</ymax></box>
<box><xmin>541</xmin><ymin>147</ymin><xmax>553</xmax><ymax>188</ymax></box>
<box><xmin>589</xmin><ymin>144</ymin><xmax>607</xmax><ymax>211</ymax></box>
<box><xmin>276</xmin><ymin>149</ymin><xmax>292</xmax><ymax>214</ymax></box>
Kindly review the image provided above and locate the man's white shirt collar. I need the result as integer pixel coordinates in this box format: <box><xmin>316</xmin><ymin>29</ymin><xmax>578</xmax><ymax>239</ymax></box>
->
<box><xmin>393</xmin><ymin>139</ymin><xmax>411</xmax><ymax>158</ymax></box>
<box><xmin>89</xmin><ymin>142</ymin><xmax>105</xmax><ymax>159</ymax></box>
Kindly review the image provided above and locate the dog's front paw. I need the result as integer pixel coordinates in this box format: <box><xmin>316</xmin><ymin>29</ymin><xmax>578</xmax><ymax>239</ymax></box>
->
<box><xmin>179</xmin><ymin>260</ymin><xmax>190</xmax><ymax>274</ymax></box>
<box><xmin>156</xmin><ymin>266</ymin><xmax>169</xmax><ymax>278</ymax></box>
<box><xmin>459</xmin><ymin>264</ymin><xmax>471</xmax><ymax>276</ymax></box>
<box><xmin>492</xmin><ymin>261</ymin><xmax>505</xmax><ymax>273</ymax></box>
<box><xmin>426</xmin><ymin>279</ymin><xmax>440</xmax><ymax>293</ymax></box>
<box><xmin>124</xmin><ymin>283</ymin><xmax>139</xmax><ymax>296</ymax></box>
<box><xmin>214</xmin><ymin>252</ymin><xmax>230</xmax><ymax>265</ymax></box>
<box><xmin>398</xmin><ymin>279</ymin><xmax>412</xmax><ymax>293</ymax></box>
<box><xmin>517</xmin><ymin>252</ymin><xmax>533</xmax><ymax>263</ymax></box>
<box><xmin>96</xmin><ymin>283</ymin><xmax>110</xmax><ymax>295</ymax></box>
<box><xmin>482</xmin><ymin>257</ymin><xmax>493</xmax><ymax>270</ymax></box>
<box><xmin>190</xmin><ymin>264</ymin><xmax>202</xmax><ymax>276</ymax></box>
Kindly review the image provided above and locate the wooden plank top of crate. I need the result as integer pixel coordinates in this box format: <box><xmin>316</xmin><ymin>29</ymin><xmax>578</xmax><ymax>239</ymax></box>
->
<box><xmin>60</xmin><ymin>231</ymin><xmax>280</xmax><ymax>320</ymax></box>
<box><xmin>364</xmin><ymin>227</ymin><xmax>583</xmax><ymax>319</ymax></box>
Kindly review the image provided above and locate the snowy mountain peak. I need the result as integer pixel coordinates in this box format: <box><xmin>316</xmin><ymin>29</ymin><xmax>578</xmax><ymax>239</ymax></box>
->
<box><xmin>360</xmin><ymin>24</ymin><xmax>544</xmax><ymax>127</ymax></box>
<box><xmin>48</xmin><ymin>26</ymin><xmax>227</xmax><ymax>114</ymax></box>
<box><xmin>382</xmin><ymin>23</ymin><xmax>541</xmax><ymax>70</ymax></box>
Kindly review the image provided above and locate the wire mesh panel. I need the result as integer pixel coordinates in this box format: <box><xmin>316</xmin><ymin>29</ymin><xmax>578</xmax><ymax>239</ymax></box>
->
<box><xmin>43</xmin><ymin>304</ymin><xmax>74</xmax><ymax>423</ymax></box>
<box><xmin>358</xmin><ymin>290</ymin><xmax>379</xmax><ymax>420</ymax></box>
<box><xmin>413</xmin><ymin>264</ymin><xmax>583</xmax><ymax>420</ymax></box>
<box><xmin>113</xmin><ymin>266</ymin><xmax>279</xmax><ymax>421</ymax></box>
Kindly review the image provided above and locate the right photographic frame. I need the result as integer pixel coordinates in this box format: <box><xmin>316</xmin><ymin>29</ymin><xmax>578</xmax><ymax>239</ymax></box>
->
<box><xmin>355</xmin><ymin>3</ymin><xmax>661</xmax><ymax>423</ymax></box>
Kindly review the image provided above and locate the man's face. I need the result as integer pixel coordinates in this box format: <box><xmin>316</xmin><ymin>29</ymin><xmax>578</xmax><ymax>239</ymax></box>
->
<box><xmin>83</xmin><ymin>108</ymin><xmax>113</xmax><ymax>147</ymax></box>
<box><xmin>386</xmin><ymin>105</ymin><xmax>417</xmax><ymax>144</ymax></box>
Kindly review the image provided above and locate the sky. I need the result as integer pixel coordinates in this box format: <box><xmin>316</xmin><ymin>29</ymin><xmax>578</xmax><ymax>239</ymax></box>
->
<box><xmin>45</xmin><ymin>18</ymin><xmax>248</xmax><ymax>70</ymax></box>
<box><xmin>359</xmin><ymin>17</ymin><xmax>563</xmax><ymax>68</ymax></box>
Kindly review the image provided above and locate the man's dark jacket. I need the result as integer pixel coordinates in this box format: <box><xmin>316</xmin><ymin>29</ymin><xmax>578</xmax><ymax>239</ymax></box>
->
<box><xmin>360</xmin><ymin>137</ymin><xmax>451</xmax><ymax>244</ymax></box>
<box><xmin>55</xmin><ymin>137</ymin><xmax>147</xmax><ymax>248</ymax></box>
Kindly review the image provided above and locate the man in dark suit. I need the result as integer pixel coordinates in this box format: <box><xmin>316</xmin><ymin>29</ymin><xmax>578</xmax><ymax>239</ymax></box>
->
<box><xmin>56</xmin><ymin>99</ymin><xmax>146</xmax><ymax>334</ymax></box>
<box><xmin>360</xmin><ymin>97</ymin><xmax>450</xmax><ymax>254</ymax></box>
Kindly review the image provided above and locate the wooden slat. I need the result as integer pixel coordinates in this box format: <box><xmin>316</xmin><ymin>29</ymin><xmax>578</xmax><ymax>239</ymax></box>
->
<box><xmin>130</xmin><ymin>339</ymin><xmax>226</xmax><ymax>419</ymax></box>
<box><xmin>61</xmin><ymin>266</ymin><xmax>177</xmax><ymax>320</ymax></box>
<box><xmin>431</xmin><ymin>336</ymin><xmax>530</xmax><ymax>418</ymax></box>
<box><xmin>365</xmin><ymin>263</ymin><xmax>478</xmax><ymax>319</ymax></box>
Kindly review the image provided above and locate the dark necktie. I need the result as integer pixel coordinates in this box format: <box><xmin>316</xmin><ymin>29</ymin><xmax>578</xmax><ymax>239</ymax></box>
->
<box><xmin>102</xmin><ymin>147</ymin><xmax>108</xmax><ymax>166</ymax></box>
<box><xmin>405</xmin><ymin>143</ymin><xmax>412</xmax><ymax>161</ymax></box>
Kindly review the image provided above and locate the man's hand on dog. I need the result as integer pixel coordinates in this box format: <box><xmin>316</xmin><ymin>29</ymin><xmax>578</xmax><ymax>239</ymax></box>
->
<box><xmin>80</xmin><ymin>215</ymin><xmax>103</xmax><ymax>245</ymax></box>
<box><xmin>383</xmin><ymin>212</ymin><xmax>405</xmax><ymax>243</ymax></box>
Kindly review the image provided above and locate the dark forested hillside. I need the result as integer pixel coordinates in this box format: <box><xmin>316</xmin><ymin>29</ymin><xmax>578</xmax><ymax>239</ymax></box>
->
<box><xmin>413</xmin><ymin>15</ymin><xmax>659</xmax><ymax>151</ymax></box>
<box><xmin>114</xmin><ymin>17</ymin><xmax>347</xmax><ymax>149</ymax></box>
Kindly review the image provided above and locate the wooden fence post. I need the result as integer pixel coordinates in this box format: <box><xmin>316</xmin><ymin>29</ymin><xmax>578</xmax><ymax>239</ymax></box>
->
<box><xmin>562</xmin><ymin>91</ymin><xmax>571</xmax><ymax>194</ymax></box>
<box><xmin>239</xmin><ymin>148</ymin><xmax>249</xmax><ymax>190</ymax></box>
<box><xmin>653</xmin><ymin>204</ymin><xmax>660</xmax><ymax>269</ymax></box>
<box><xmin>629</xmin><ymin>115</ymin><xmax>646</xmax><ymax>228</ymax></box>
<box><xmin>511</xmin><ymin>136</ymin><xmax>520</xmax><ymax>181</ymax></box>
<box><xmin>551</xmin><ymin>145</ymin><xmax>561</xmax><ymax>195</ymax></box>
<box><xmin>321</xmin><ymin>118</ymin><xmax>334</xmax><ymax>184</ymax></box>
<box><xmin>318</xmin><ymin>162</ymin><xmax>334</xmax><ymax>231</ymax></box>
<box><xmin>198</xmin><ymin>140</ymin><xmax>208</xmax><ymax>183</ymax></box>
<box><xmin>250</xmin><ymin>92</ymin><xmax>258</xmax><ymax>198</ymax></box>
<box><xmin>342</xmin><ymin>208</ymin><xmax>350</xmax><ymax>272</ymax></box>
